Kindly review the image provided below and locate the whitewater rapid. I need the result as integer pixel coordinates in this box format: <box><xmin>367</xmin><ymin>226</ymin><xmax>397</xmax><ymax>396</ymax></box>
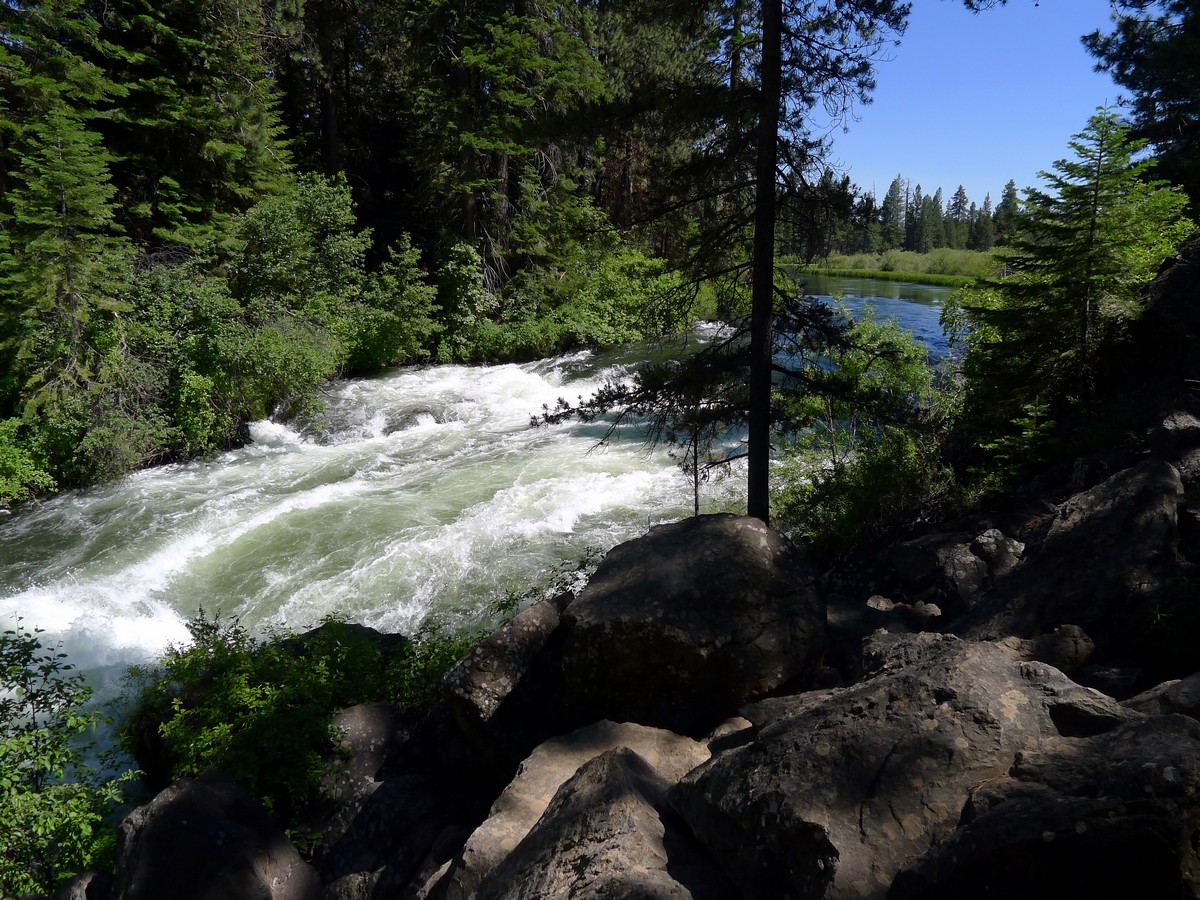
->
<box><xmin>0</xmin><ymin>343</ymin><xmax>744</xmax><ymax>692</ymax></box>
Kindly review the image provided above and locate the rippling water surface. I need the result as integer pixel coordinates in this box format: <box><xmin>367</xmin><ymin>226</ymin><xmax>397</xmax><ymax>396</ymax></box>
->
<box><xmin>1</xmin><ymin>279</ymin><xmax>951</xmax><ymax>691</ymax></box>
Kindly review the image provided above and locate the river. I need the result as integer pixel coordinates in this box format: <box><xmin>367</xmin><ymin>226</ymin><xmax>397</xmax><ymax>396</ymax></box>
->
<box><xmin>0</xmin><ymin>276</ymin><xmax>953</xmax><ymax>694</ymax></box>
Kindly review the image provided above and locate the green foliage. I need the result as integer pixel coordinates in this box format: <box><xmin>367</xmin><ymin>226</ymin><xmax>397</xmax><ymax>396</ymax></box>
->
<box><xmin>946</xmin><ymin>107</ymin><xmax>1194</xmax><ymax>479</ymax></box>
<box><xmin>122</xmin><ymin>612</ymin><xmax>397</xmax><ymax>832</ymax></box>
<box><xmin>480</xmin><ymin>241</ymin><xmax>684</xmax><ymax>360</ymax></box>
<box><xmin>347</xmin><ymin>238</ymin><xmax>440</xmax><ymax>372</ymax></box>
<box><xmin>1085</xmin><ymin>1</ymin><xmax>1200</xmax><ymax>204</ymax></box>
<box><xmin>435</xmin><ymin>243</ymin><xmax>497</xmax><ymax>362</ymax></box>
<box><xmin>771</xmin><ymin>307</ymin><xmax>953</xmax><ymax>562</ymax></box>
<box><xmin>816</xmin><ymin>248</ymin><xmax>998</xmax><ymax>280</ymax></box>
<box><xmin>120</xmin><ymin>609</ymin><xmax>492</xmax><ymax>835</ymax></box>
<box><xmin>96</xmin><ymin>0</ymin><xmax>293</xmax><ymax>247</ymax></box>
<box><xmin>0</xmin><ymin>103</ymin><xmax>131</xmax><ymax>419</ymax></box>
<box><xmin>971</xmin><ymin>401</ymin><xmax>1057</xmax><ymax>488</ymax></box>
<box><xmin>777</xmin><ymin>307</ymin><xmax>936</xmax><ymax>462</ymax></box>
<box><xmin>0</xmin><ymin>621</ymin><xmax>133</xmax><ymax>896</ymax></box>
<box><xmin>0</xmin><ymin>418</ymin><xmax>56</xmax><ymax>507</ymax></box>
<box><xmin>773</xmin><ymin>426</ymin><xmax>953</xmax><ymax>566</ymax></box>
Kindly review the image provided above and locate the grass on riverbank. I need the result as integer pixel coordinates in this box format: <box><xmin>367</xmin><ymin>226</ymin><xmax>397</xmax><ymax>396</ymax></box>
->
<box><xmin>791</xmin><ymin>248</ymin><xmax>1000</xmax><ymax>285</ymax></box>
<box><xmin>796</xmin><ymin>267</ymin><xmax>973</xmax><ymax>288</ymax></box>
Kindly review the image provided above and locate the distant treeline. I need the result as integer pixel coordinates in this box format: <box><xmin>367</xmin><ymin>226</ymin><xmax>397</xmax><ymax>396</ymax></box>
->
<box><xmin>778</xmin><ymin>173</ymin><xmax>1020</xmax><ymax>260</ymax></box>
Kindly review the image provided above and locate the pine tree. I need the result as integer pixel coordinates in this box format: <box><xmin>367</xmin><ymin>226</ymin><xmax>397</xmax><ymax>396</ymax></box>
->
<box><xmin>880</xmin><ymin>174</ymin><xmax>905</xmax><ymax>249</ymax></box>
<box><xmin>993</xmin><ymin>178</ymin><xmax>1020</xmax><ymax>245</ymax></box>
<box><xmin>905</xmin><ymin>184</ymin><xmax>923</xmax><ymax>251</ymax></box>
<box><xmin>951</xmin><ymin>107</ymin><xmax>1193</xmax><ymax>441</ymax></box>
<box><xmin>1084</xmin><ymin>1</ymin><xmax>1200</xmax><ymax>203</ymax></box>
<box><xmin>917</xmin><ymin>192</ymin><xmax>943</xmax><ymax>253</ymax></box>
<box><xmin>94</xmin><ymin>0</ymin><xmax>292</xmax><ymax>248</ymax></box>
<box><xmin>0</xmin><ymin>105</ymin><xmax>130</xmax><ymax>413</ymax></box>
<box><xmin>947</xmin><ymin>184</ymin><xmax>970</xmax><ymax>249</ymax></box>
<box><xmin>970</xmin><ymin>193</ymin><xmax>996</xmax><ymax>250</ymax></box>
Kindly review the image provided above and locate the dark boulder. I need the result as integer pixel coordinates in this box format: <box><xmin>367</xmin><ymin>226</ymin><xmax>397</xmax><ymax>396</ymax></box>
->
<box><xmin>475</xmin><ymin>748</ymin><xmax>735</xmax><ymax>899</ymax></box>
<box><xmin>891</xmin><ymin>715</ymin><xmax>1200</xmax><ymax>900</ymax></box>
<box><xmin>670</xmin><ymin>633</ymin><xmax>1132</xmax><ymax>899</ymax></box>
<box><xmin>313</xmin><ymin>707</ymin><xmax>489</xmax><ymax>900</ymax></box>
<box><xmin>561</xmin><ymin>514</ymin><xmax>824</xmax><ymax>734</ymax></box>
<box><xmin>441</xmin><ymin>592</ymin><xmax>573</xmax><ymax>779</ymax></box>
<box><xmin>51</xmin><ymin>871</ymin><xmax>112</xmax><ymax>900</ymax></box>
<box><xmin>112</xmin><ymin>770</ymin><xmax>320</xmax><ymax>900</ymax></box>
<box><xmin>958</xmin><ymin>458</ymin><xmax>1183</xmax><ymax>657</ymax></box>
<box><xmin>1124</xmin><ymin>671</ymin><xmax>1200</xmax><ymax>719</ymax></box>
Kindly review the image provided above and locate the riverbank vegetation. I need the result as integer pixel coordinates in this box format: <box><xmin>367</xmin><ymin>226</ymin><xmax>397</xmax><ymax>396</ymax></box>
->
<box><xmin>3</xmin><ymin>0</ymin><xmax>1199</xmax><ymax>891</ymax></box>
<box><xmin>0</xmin><ymin>0</ymin><xmax>1026</xmax><ymax>509</ymax></box>
<box><xmin>799</xmin><ymin>248</ymin><xmax>999</xmax><ymax>282</ymax></box>
<box><xmin>0</xmin><ymin>622</ymin><xmax>132</xmax><ymax>895</ymax></box>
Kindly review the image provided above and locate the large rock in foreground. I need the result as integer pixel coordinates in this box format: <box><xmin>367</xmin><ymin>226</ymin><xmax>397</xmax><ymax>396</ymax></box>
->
<box><xmin>476</xmin><ymin>748</ymin><xmax>734</xmax><ymax>900</ymax></box>
<box><xmin>433</xmin><ymin>720</ymin><xmax>712</xmax><ymax>899</ymax></box>
<box><xmin>958</xmin><ymin>458</ymin><xmax>1183</xmax><ymax>657</ymax></box>
<box><xmin>561</xmin><ymin>514</ymin><xmax>824</xmax><ymax>734</ymax></box>
<box><xmin>113</xmin><ymin>770</ymin><xmax>321</xmax><ymax>900</ymax></box>
<box><xmin>892</xmin><ymin>714</ymin><xmax>1200</xmax><ymax>899</ymax></box>
<box><xmin>670</xmin><ymin>633</ymin><xmax>1133</xmax><ymax>900</ymax></box>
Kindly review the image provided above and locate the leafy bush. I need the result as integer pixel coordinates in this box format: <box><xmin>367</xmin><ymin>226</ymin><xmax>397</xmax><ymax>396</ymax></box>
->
<box><xmin>475</xmin><ymin>241</ymin><xmax>685</xmax><ymax>360</ymax></box>
<box><xmin>773</xmin><ymin>427</ymin><xmax>954</xmax><ymax>566</ymax></box>
<box><xmin>346</xmin><ymin>237</ymin><xmax>440</xmax><ymax>372</ymax></box>
<box><xmin>435</xmin><ymin>243</ymin><xmax>497</xmax><ymax>362</ymax></box>
<box><xmin>1</xmin><ymin>622</ymin><xmax>133</xmax><ymax>896</ymax></box>
<box><xmin>771</xmin><ymin>308</ymin><xmax>956</xmax><ymax>564</ymax></box>
<box><xmin>0</xmin><ymin>417</ymin><xmax>55</xmax><ymax>507</ymax></box>
<box><xmin>122</xmin><ymin>613</ymin><xmax>387</xmax><ymax>831</ymax></box>
<box><xmin>119</xmin><ymin>611</ymin><xmax>492</xmax><ymax>837</ymax></box>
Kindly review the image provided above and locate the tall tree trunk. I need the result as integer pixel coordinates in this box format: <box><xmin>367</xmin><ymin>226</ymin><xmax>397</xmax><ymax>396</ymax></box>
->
<box><xmin>747</xmin><ymin>0</ymin><xmax>781</xmax><ymax>524</ymax></box>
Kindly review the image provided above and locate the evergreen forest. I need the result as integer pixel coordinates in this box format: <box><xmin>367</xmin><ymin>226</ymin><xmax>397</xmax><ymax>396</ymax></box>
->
<box><xmin>4</xmin><ymin>0</ymin><xmax>1192</xmax><ymax>516</ymax></box>
<box><xmin>3</xmin><ymin>0</ymin><xmax>1200</xmax><ymax>893</ymax></box>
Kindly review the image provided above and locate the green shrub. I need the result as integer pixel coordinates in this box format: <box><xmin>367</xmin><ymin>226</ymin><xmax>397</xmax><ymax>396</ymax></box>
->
<box><xmin>0</xmin><ymin>622</ymin><xmax>133</xmax><ymax>896</ymax></box>
<box><xmin>346</xmin><ymin>237</ymin><xmax>439</xmax><ymax>372</ymax></box>
<box><xmin>812</xmin><ymin>249</ymin><xmax>998</xmax><ymax>280</ymax></box>
<box><xmin>435</xmin><ymin>243</ymin><xmax>497</xmax><ymax>362</ymax></box>
<box><xmin>119</xmin><ymin>610</ymin><xmax>494</xmax><ymax>838</ymax></box>
<box><xmin>771</xmin><ymin>307</ymin><xmax>956</xmax><ymax>564</ymax></box>
<box><xmin>0</xmin><ymin>417</ymin><xmax>55</xmax><ymax>507</ymax></box>
<box><xmin>773</xmin><ymin>427</ymin><xmax>953</xmax><ymax>565</ymax></box>
<box><xmin>122</xmin><ymin>613</ymin><xmax>389</xmax><ymax>831</ymax></box>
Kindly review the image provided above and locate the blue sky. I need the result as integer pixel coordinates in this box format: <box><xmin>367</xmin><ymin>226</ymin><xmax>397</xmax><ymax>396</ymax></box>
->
<box><xmin>827</xmin><ymin>0</ymin><xmax>1122</xmax><ymax>209</ymax></box>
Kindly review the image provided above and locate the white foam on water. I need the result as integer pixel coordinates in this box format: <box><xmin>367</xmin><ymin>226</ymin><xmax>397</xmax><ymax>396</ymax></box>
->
<box><xmin>0</xmin><ymin>347</ymin><xmax>726</xmax><ymax>694</ymax></box>
<box><xmin>247</xmin><ymin>419</ymin><xmax>309</xmax><ymax>447</ymax></box>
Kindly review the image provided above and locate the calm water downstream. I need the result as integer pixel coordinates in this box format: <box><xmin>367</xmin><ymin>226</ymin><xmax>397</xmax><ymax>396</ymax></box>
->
<box><xmin>0</xmin><ymin>276</ymin><xmax>953</xmax><ymax>692</ymax></box>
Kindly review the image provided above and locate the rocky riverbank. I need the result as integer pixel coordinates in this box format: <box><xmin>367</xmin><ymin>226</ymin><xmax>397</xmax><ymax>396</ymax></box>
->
<box><xmin>46</xmin><ymin>234</ymin><xmax>1200</xmax><ymax>899</ymax></box>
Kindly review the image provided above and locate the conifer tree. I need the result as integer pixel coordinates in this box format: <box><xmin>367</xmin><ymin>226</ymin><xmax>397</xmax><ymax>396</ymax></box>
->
<box><xmin>905</xmin><ymin>184</ymin><xmax>924</xmax><ymax>251</ymax></box>
<box><xmin>94</xmin><ymin>0</ymin><xmax>292</xmax><ymax>247</ymax></box>
<box><xmin>0</xmin><ymin>105</ymin><xmax>130</xmax><ymax>414</ymax></box>
<box><xmin>950</xmin><ymin>107</ymin><xmax>1193</xmax><ymax>442</ymax></box>
<box><xmin>948</xmin><ymin>184</ymin><xmax>970</xmax><ymax>248</ymax></box>
<box><xmin>1084</xmin><ymin>0</ymin><xmax>1200</xmax><ymax>203</ymax></box>
<box><xmin>970</xmin><ymin>193</ymin><xmax>996</xmax><ymax>250</ymax></box>
<box><xmin>880</xmin><ymin>175</ymin><xmax>905</xmax><ymax>250</ymax></box>
<box><xmin>993</xmin><ymin>178</ymin><xmax>1020</xmax><ymax>245</ymax></box>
